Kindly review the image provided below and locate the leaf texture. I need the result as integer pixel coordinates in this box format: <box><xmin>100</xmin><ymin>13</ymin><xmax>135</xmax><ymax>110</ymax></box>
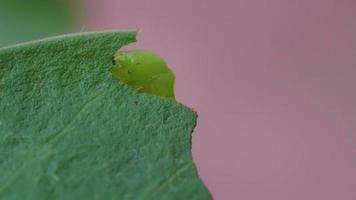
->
<box><xmin>0</xmin><ymin>30</ymin><xmax>212</xmax><ymax>200</ymax></box>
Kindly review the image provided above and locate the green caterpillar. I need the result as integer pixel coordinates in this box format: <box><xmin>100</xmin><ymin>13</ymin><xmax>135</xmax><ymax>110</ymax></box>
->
<box><xmin>112</xmin><ymin>49</ymin><xmax>175</xmax><ymax>98</ymax></box>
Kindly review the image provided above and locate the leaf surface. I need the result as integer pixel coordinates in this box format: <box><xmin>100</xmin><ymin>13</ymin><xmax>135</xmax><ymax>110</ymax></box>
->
<box><xmin>0</xmin><ymin>30</ymin><xmax>211</xmax><ymax>200</ymax></box>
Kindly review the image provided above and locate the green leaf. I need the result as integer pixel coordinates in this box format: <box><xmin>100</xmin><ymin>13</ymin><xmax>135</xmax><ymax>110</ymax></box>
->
<box><xmin>0</xmin><ymin>30</ymin><xmax>211</xmax><ymax>200</ymax></box>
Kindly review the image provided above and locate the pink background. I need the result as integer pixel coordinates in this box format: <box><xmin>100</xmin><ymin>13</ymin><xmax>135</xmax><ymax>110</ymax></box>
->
<box><xmin>84</xmin><ymin>0</ymin><xmax>356</xmax><ymax>199</ymax></box>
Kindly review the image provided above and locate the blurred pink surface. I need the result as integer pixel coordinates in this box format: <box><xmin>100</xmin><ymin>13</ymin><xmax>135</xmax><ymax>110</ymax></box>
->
<box><xmin>84</xmin><ymin>0</ymin><xmax>356</xmax><ymax>199</ymax></box>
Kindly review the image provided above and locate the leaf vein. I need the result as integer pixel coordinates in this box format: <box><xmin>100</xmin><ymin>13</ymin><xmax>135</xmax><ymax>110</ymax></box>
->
<box><xmin>46</xmin><ymin>92</ymin><xmax>105</xmax><ymax>145</ymax></box>
<box><xmin>0</xmin><ymin>92</ymin><xmax>105</xmax><ymax>195</ymax></box>
<box><xmin>145</xmin><ymin>162</ymin><xmax>193</xmax><ymax>199</ymax></box>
